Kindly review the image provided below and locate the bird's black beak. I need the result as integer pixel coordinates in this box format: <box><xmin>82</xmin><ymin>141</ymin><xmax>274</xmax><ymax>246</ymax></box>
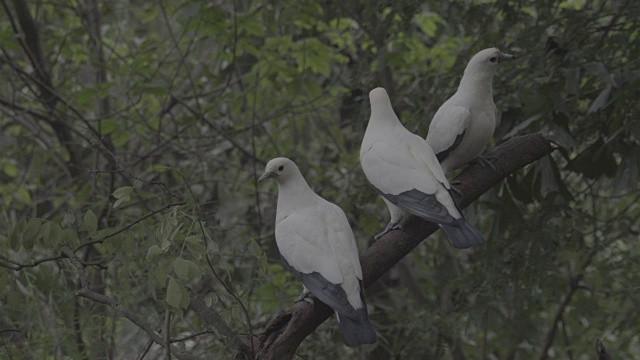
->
<box><xmin>258</xmin><ymin>171</ymin><xmax>276</xmax><ymax>183</ymax></box>
<box><xmin>499</xmin><ymin>52</ymin><xmax>516</xmax><ymax>62</ymax></box>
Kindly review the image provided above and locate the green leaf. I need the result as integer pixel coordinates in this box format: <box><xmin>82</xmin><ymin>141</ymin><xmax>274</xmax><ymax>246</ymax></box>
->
<box><xmin>23</xmin><ymin>219</ymin><xmax>41</xmax><ymax>250</ymax></box>
<box><xmin>10</xmin><ymin>219</ymin><xmax>27</xmax><ymax>251</ymax></box>
<box><xmin>0</xmin><ymin>28</ymin><xmax>20</xmax><ymax>51</ymax></box>
<box><xmin>9</xmin><ymin>226</ymin><xmax>21</xmax><ymax>251</ymax></box>
<box><xmin>82</xmin><ymin>210</ymin><xmax>99</xmax><ymax>233</ymax></box>
<box><xmin>161</xmin><ymin>239</ymin><xmax>171</xmax><ymax>251</ymax></box>
<box><xmin>587</xmin><ymin>84</ymin><xmax>612</xmax><ymax>114</ymax></box>
<box><xmin>48</xmin><ymin>223</ymin><xmax>63</xmax><ymax>247</ymax></box>
<box><xmin>249</xmin><ymin>239</ymin><xmax>262</xmax><ymax>258</ymax></box>
<box><xmin>63</xmin><ymin>211</ymin><xmax>76</xmax><ymax>226</ymax></box>
<box><xmin>273</xmin><ymin>271</ymin><xmax>289</xmax><ymax>287</ymax></box>
<box><xmin>155</xmin><ymin>264</ymin><xmax>167</xmax><ymax>284</ymax></box>
<box><xmin>39</xmin><ymin>222</ymin><xmax>51</xmax><ymax>246</ymax></box>
<box><xmin>179</xmin><ymin>284</ymin><xmax>190</xmax><ymax>309</ymax></box>
<box><xmin>3</xmin><ymin>163</ymin><xmax>18</xmax><ymax>177</ymax></box>
<box><xmin>146</xmin><ymin>245</ymin><xmax>161</xmax><ymax>260</ymax></box>
<box><xmin>16</xmin><ymin>187</ymin><xmax>31</xmax><ymax>205</ymax></box>
<box><xmin>0</xmin><ymin>270</ymin><xmax>8</xmax><ymax>290</ymax></box>
<box><xmin>63</xmin><ymin>229</ymin><xmax>78</xmax><ymax>244</ymax></box>
<box><xmin>184</xmin><ymin>235</ymin><xmax>200</xmax><ymax>243</ymax></box>
<box><xmin>186</xmin><ymin>241</ymin><xmax>206</xmax><ymax>258</ymax></box>
<box><xmin>166</xmin><ymin>277</ymin><xmax>182</xmax><ymax>308</ymax></box>
<box><xmin>258</xmin><ymin>253</ymin><xmax>268</xmax><ymax>274</ymax></box>
<box><xmin>173</xmin><ymin>257</ymin><xmax>200</xmax><ymax>281</ymax></box>
<box><xmin>112</xmin><ymin>186</ymin><xmax>133</xmax><ymax>199</ymax></box>
<box><xmin>113</xmin><ymin>198</ymin><xmax>126</xmax><ymax>209</ymax></box>
<box><xmin>99</xmin><ymin>120</ymin><xmax>119</xmax><ymax>135</ymax></box>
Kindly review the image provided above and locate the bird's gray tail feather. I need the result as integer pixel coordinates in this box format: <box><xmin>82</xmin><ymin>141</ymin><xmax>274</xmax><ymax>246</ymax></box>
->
<box><xmin>440</xmin><ymin>219</ymin><xmax>485</xmax><ymax>249</ymax></box>
<box><xmin>336</xmin><ymin>308</ymin><xmax>377</xmax><ymax>347</ymax></box>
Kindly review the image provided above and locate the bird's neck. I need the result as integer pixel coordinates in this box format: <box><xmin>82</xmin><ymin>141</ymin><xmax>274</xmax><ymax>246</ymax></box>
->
<box><xmin>369</xmin><ymin>106</ymin><xmax>402</xmax><ymax>130</ymax></box>
<box><xmin>458</xmin><ymin>71</ymin><xmax>495</xmax><ymax>99</ymax></box>
<box><xmin>276</xmin><ymin>176</ymin><xmax>317</xmax><ymax>220</ymax></box>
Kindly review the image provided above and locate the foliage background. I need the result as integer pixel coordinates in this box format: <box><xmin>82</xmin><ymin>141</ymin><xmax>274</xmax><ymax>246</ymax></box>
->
<box><xmin>1</xmin><ymin>0</ymin><xmax>639</xmax><ymax>358</ymax></box>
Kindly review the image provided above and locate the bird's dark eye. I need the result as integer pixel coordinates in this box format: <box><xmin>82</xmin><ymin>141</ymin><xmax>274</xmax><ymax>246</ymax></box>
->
<box><xmin>278</xmin><ymin>165</ymin><xmax>284</xmax><ymax>171</ymax></box>
<box><xmin>490</xmin><ymin>57</ymin><xmax>497</xmax><ymax>63</ymax></box>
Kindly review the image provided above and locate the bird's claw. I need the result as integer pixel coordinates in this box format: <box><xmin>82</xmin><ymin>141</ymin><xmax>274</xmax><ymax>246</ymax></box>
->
<box><xmin>374</xmin><ymin>222</ymin><xmax>404</xmax><ymax>240</ymax></box>
<box><xmin>475</xmin><ymin>155</ymin><xmax>497</xmax><ymax>170</ymax></box>
<box><xmin>294</xmin><ymin>292</ymin><xmax>315</xmax><ymax>306</ymax></box>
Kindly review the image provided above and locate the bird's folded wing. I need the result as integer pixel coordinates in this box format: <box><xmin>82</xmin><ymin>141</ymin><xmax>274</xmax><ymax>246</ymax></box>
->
<box><xmin>276</xmin><ymin>212</ymin><xmax>344</xmax><ymax>285</ymax></box>
<box><xmin>426</xmin><ymin>104</ymin><xmax>471</xmax><ymax>161</ymax></box>
<box><xmin>327</xmin><ymin>203</ymin><xmax>363</xmax><ymax>280</ymax></box>
<box><xmin>407</xmin><ymin>133</ymin><xmax>450</xmax><ymax>189</ymax></box>
<box><xmin>376</xmin><ymin>188</ymin><xmax>456</xmax><ymax>225</ymax></box>
<box><xmin>361</xmin><ymin>141</ymin><xmax>438</xmax><ymax>196</ymax></box>
<box><xmin>281</xmin><ymin>256</ymin><xmax>359</xmax><ymax>318</ymax></box>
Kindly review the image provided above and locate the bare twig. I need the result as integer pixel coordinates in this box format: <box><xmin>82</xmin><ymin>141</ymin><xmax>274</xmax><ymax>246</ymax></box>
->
<box><xmin>538</xmin><ymin>246</ymin><xmax>600</xmax><ymax>360</ymax></box>
<box><xmin>1</xmin><ymin>202</ymin><xmax>185</xmax><ymax>271</ymax></box>
<box><xmin>170</xmin><ymin>330</ymin><xmax>216</xmax><ymax>343</ymax></box>
<box><xmin>189</xmin><ymin>293</ymin><xmax>252</xmax><ymax>359</ymax></box>
<box><xmin>164</xmin><ymin>309</ymin><xmax>172</xmax><ymax>360</ymax></box>
<box><xmin>74</xmin><ymin>201</ymin><xmax>186</xmax><ymax>251</ymax></box>
<box><xmin>0</xmin><ymin>254</ymin><xmax>65</xmax><ymax>271</ymax></box>
<box><xmin>136</xmin><ymin>339</ymin><xmax>154</xmax><ymax>360</ymax></box>
<box><xmin>167</xmin><ymin>169</ymin><xmax>254</xmax><ymax>357</ymax></box>
<box><xmin>77</xmin><ymin>289</ymin><xmax>193</xmax><ymax>360</ymax></box>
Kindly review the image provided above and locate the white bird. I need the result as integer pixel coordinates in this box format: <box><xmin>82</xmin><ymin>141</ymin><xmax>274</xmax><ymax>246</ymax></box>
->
<box><xmin>259</xmin><ymin>157</ymin><xmax>376</xmax><ymax>347</ymax></box>
<box><xmin>426</xmin><ymin>47</ymin><xmax>515</xmax><ymax>174</ymax></box>
<box><xmin>360</xmin><ymin>88</ymin><xmax>485</xmax><ymax>248</ymax></box>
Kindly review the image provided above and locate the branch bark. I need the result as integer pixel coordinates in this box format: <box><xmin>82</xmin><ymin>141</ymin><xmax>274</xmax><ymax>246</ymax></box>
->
<box><xmin>255</xmin><ymin>133</ymin><xmax>557</xmax><ymax>360</ymax></box>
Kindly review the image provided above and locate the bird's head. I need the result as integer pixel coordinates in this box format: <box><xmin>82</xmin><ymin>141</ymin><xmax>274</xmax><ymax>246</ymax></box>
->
<box><xmin>368</xmin><ymin>87</ymin><xmax>396</xmax><ymax>120</ymax></box>
<box><xmin>465</xmin><ymin>47</ymin><xmax>515</xmax><ymax>75</ymax></box>
<box><xmin>258</xmin><ymin>157</ymin><xmax>298</xmax><ymax>183</ymax></box>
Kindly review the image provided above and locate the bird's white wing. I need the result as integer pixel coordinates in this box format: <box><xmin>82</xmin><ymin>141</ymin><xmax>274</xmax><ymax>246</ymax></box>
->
<box><xmin>361</xmin><ymin>137</ymin><xmax>456</xmax><ymax>225</ymax></box>
<box><xmin>361</xmin><ymin>137</ymin><xmax>439</xmax><ymax>196</ymax></box>
<box><xmin>328</xmin><ymin>202</ymin><xmax>363</xmax><ymax>281</ymax></box>
<box><xmin>276</xmin><ymin>203</ymin><xmax>364</xmax><ymax>313</ymax></box>
<box><xmin>426</xmin><ymin>103</ymin><xmax>471</xmax><ymax>162</ymax></box>
<box><xmin>276</xmin><ymin>210</ymin><xmax>343</xmax><ymax>284</ymax></box>
<box><xmin>406</xmin><ymin>134</ymin><xmax>450</xmax><ymax>190</ymax></box>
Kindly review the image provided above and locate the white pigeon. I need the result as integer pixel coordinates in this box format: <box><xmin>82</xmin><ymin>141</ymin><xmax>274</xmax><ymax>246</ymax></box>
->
<box><xmin>360</xmin><ymin>88</ymin><xmax>485</xmax><ymax>248</ymax></box>
<box><xmin>259</xmin><ymin>157</ymin><xmax>376</xmax><ymax>347</ymax></box>
<box><xmin>426</xmin><ymin>47</ymin><xmax>515</xmax><ymax>174</ymax></box>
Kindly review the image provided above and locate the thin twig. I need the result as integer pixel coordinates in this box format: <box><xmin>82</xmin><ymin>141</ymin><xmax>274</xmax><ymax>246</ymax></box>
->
<box><xmin>164</xmin><ymin>309</ymin><xmax>172</xmax><ymax>360</ymax></box>
<box><xmin>74</xmin><ymin>201</ymin><xmax>186</xmax><ymax>251</ymax></box>
<box><xmin>77</xmin><ymin>289</ymin><xmax>193</xmax><ymax>360</ymax></box>
<box><xmin>135</xmin><ymin>339</ymin><xmax>154</xmax><ymax>360</ymax></box>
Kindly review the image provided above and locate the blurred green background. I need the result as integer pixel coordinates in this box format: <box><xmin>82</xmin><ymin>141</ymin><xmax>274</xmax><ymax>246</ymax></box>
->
<box><xmin>1</xmin><ymin>0</ymin><xmax>639</xmax><ymax>358</ymax></box>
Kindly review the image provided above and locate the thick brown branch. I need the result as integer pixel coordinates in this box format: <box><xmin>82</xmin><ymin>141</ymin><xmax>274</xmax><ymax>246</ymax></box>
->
<box><xmin>255</xmin><ymin>133</ymin><xmax>556</xmax><ymax>360</ymax></box>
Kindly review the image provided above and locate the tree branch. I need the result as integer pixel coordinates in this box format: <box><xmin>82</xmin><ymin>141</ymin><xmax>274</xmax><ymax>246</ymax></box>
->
<box><xmin>595</xmin><ymin>338</ymin><xmax>612</xmax><ymax>360</ymax></box>
<box><xmin>254</xmin><ymin>133</ymin><xmax>557</xmax><ymax>360</ymax></box>
<box><xmin>189</xmin><ymin>292</ymin><xmax>252</xmax><ymax>360</ymax></box>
